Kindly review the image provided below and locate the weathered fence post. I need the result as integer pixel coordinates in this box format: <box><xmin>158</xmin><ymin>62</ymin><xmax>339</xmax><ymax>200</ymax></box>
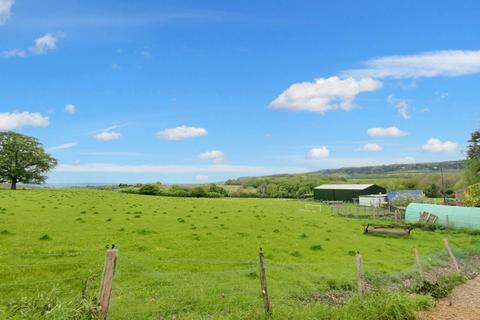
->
<box><xmin>443</xmin><ymin>238</ymin><xmax>460</xmax><ymax>273</ymax></box>
<box><xmin>414</xmin><ymin>248</ymin><xmax>424</xmax><ymax>281</ymax></box>
<box><xmin>356</xmin><ymin>253</ymin><xmax>366</xmax><ymax>297</ymax></box>
<box><xmin>258</xmin><ymin>248</ymin><xmax>271</xmax><ymax>315</ymax></box>
<box><xmin>98</xmin><ymin>247</ymin><xmax>118</xmax><ymax>320</ymax></box>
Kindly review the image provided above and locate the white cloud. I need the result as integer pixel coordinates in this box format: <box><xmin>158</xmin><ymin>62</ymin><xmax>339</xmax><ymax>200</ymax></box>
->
<box><xmin>64</xmin><ymin>104</ymin><xmax>75</xmax><ymax>114</ymax></box>
<box><xmin>30</xmin><ymin>33</ymin><xmax>57</xmax><ymax>54</ymax></box>
<box><xmin>421</xmin><ymin>138</ymin><xmax>459</xmax><ymax>153</ymax></box>
<box><xmin>198</xmin><ymin>150</ymin><xmax>224</xmax><ymax>163</ymax></box>
<box><xmin>1</xmin><ymin>33</ymin><xmax>59</xmax><ymax>58</ymax></box>
<box><xmin>270</xmin><ymin>76</ymin><xmax>382</xmax><ymax>113</ymax></box>
<box><xmin>306</xmin><ymin>147</ymin><xmax>330</xmax><ymax>159</ymax></box>
<box><xmin>47</xmin><ymin>142</ymin><xmax>78</xmax><ymax>152</ymax></box>
<box><xmin>387</xmin><ymin>95</ymin><xmax>410</xmax><ymax>119</ymax></box>
<box><xmin>0</xmin><ymin>0</ymin><xmax>14</xmax><ymax>25</ymax></box>
<box><xmin>343</xmin><ymin>50</ymin><xmax>480</xmax><ymax>79</ymax></box>
<box><xmin>195</xmin><ymin>175</ymin><xmax>209</xmax><ymax>181</ymax></box>
<box><xmin>359</xmin><ymin>143</ymin><xmax>382</xmax><ymax>152</ymax></box>
<box><xmin>157</xmin><ymin>125</ymin><xmax>207</xmax><ymax>140</ymax></box>
<box><xmin>94</xmin><ymin>131</ymin><xmax>122</xmax><ymax>141</ymax></box>
<box><xmin>396</xmin><ymin>156</ymin><xmax>416</xmax><ymax>164</ymax></box>
<box><xmin>0</xmin><ymin>111</ymin><xmax>49</xmax><ymax>130</ymax></box>
<box><xmin>367</xmin><ymin>127</ymin><xmax>407</xmax><ymax>137</ymax></box>
<box><xmin>55</xmin><ymin>163</ymin><xmax>307</xmax><ymax>175</ymax></box>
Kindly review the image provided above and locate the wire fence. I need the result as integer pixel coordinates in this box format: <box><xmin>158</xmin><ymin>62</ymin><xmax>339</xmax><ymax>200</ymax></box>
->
<box><xmin>301</xmin><ymin>203</ymin><xmax>403</xmax><ymax>221</ymax></box>
<box><xmin>1</xmin><ymin>237</ymin><xmax>477</xmax><ymax>319</ymax></box>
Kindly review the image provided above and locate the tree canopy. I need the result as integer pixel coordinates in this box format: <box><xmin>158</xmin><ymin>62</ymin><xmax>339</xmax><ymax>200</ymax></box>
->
<box><xmin>0</xmin><ymin>132</ymin><xmax>57</xmax><ymax>189</ymax></box>
<box><xmin>465</xmin><ymin>129</ymin><xmax>480</xmax><ymax>186</ymax></box>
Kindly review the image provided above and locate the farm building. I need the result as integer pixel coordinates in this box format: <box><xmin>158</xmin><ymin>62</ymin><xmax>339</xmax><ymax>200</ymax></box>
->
<box><xmin>359</xmin><ymin>194</ymin><xmax>388</xmax><ymax>207</ymax></box>
<box><xmin>313</xmin><ymin>184</ymin><xmax>386</xmax><ymax>202</ymax></box>
<box><xmin>387</xmin><ymin>190</ymin><xmax>425</xmax><ymax>201</ymax></box>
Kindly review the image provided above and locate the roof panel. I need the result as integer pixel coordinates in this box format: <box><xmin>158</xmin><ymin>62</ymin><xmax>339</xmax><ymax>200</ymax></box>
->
<box><xmin>314</xmin><ymin>184</ymin><xmax>375</xmax><ymax>190</ymax></box>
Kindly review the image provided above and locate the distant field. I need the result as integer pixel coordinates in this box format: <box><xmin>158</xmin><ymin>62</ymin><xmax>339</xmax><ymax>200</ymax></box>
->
<box><xmin>0</xmin><ymin>189</ymin><xmax>478</xmax><ymax>319</ymax></box>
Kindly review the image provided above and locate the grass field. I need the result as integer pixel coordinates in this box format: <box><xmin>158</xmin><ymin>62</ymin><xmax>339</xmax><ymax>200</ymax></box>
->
<box><xmin>1</xmin><ymin>189</ymin><xmax>478</xmax><ymax>319</ymax></box>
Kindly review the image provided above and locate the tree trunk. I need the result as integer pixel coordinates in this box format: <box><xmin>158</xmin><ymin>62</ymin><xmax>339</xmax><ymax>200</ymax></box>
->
<box><xmin>11</xmin><ymin>178</ymin><xmax>17</xmax><ymax>190</ymax></box>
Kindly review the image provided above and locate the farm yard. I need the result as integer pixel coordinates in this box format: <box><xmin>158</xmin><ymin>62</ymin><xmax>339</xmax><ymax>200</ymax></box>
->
<box><xmin>1</xmin><ymin>189</ymin><xmax>479</xmax><ymax>319</ymax></box>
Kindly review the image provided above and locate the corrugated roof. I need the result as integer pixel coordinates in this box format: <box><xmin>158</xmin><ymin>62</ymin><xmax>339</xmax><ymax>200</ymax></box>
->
<box><xmin>314</xmin><ymin>184</ymin><xmax>374</xmax><ymax>190</ymax></box>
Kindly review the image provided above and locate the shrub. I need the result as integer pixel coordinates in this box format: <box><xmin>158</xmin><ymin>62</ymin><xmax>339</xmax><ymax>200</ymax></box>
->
<box><xmin>413</xmin><ymin>273</ymin><xmax>465</xmax><ymax>299</ymax></box>
<box><xmin>138</xmin><ymin>184</ymin><xmax>160</xmax><ymax>195</ymax></box>
<box><xmin>465</xmin><ymin>182</ymin><xmax>480</xmax><ymax>207</ymax></box>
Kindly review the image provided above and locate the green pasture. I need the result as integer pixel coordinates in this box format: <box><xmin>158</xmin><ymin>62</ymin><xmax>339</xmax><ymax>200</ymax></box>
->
<box><xmin>0</xmin><ymin>189</ymin><xmax>478</xmax><ymax>319</ymax></box>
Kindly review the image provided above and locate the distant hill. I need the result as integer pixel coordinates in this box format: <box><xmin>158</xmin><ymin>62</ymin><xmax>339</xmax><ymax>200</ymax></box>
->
<box><xmin>314</xmin><ymin>160</ymin><xmax>465</xmax><ymax>178</ymax></box>
<box><xmin>225</xmin><ymin>160</ymin><xmax>466</xmax><ymax>196</ymax></box>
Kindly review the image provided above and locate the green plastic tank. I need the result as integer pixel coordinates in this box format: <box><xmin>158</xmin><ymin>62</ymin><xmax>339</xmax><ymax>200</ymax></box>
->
<box><xmin>405</xmin><ymin>203</ymin><xmax>480</xmax><ymax>229</ymax></box>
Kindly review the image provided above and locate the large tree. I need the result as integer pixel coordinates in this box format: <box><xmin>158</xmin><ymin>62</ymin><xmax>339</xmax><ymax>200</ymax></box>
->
<box><xmin>465</xmin><ymin>129</ymin><xmax>480</xmax><ymax>186</ymax></box>
<box><xmin>0</xmin><ymin>132</ymin><xmax>57</xmax><ymax>189</ymax></box>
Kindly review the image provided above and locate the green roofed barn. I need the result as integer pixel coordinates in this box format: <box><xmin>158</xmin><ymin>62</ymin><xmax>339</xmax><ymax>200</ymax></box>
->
<box><xmin>313</xmin><ymin>184</ymin><xmax>386</xmax><ymax>202</ymax></box>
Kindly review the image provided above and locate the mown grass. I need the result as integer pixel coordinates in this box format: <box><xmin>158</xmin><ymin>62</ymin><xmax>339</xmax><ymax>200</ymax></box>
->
<box><xmin>0</xmin><ymin>189</ymin><xmax>477</xmax><ymax>319</ymax></box>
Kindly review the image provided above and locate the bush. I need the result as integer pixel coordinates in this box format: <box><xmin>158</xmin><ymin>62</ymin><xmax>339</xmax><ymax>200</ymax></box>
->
<box><xmin>413</xmin><ymin>273</ymin><xmax>465</xmax><ymax>299</ymax></box>
<box><xmin>138</xmin><ymin>184</ymin><xmax>160</xmax><ymax>195</ymax></box>
<box><xmin>424</xmin><ymin>184</ymin><xmax>441</xmax><ymax>198</ymax></box>
<box><xmin>465</xmin><ymin>182</ymin><xmax>480</xmax><ymax>207</ymax></box>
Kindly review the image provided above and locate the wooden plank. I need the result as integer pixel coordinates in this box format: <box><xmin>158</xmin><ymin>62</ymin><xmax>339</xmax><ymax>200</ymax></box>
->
<box><xmin>367</xmin><ymin>229</ymin><xmax>410</xmax><ymax>236</ymax></box>
<box><xmin>258</xmin><ymin>248</ymin><xmax>271</xmax><ymax>315</ymax></box>
<box><xmin>98</xmin><ymin>249</ymin><xmax>118</xmax><ymax>320</ymax></box>
<box><xmin>414</xmin><ymin>248</ymin><xmax>424</xmax><ymax>281</ymax></box>
<box><xmin>443</xmin><ymin>238</ymin><xmax>460</xmax><ymax>273</ymax></box>
<box><xmin>356</xmin><ymin>254</ymin><xmax>366</xmax><ymax>297</ymax></box>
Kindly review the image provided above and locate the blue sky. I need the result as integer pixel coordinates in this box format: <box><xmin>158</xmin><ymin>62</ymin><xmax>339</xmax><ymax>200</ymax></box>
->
<box><xmin>1</xmin><ymin>0</ymin><xmax>479</xmax><ymax>183</ymax></box>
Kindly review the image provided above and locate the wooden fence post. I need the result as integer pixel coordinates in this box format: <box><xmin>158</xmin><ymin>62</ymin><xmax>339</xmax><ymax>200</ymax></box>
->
<box><xmin>414</xmin><ymin>248</ymin><xmax>424</xmax><ymax>281</ymax></box>
<box><xmin>259</xmin><ymin>248</ymin><xmax>271</xmax><ymax>315</ymax></box>
<box><xmin>98</xmin><ymin>248</ymin><xmax>118</xmax><ymax>320</ymax></box>
<box><xmin>443</xmin><ymin>238</ymin><xmax>460</xmax><ymax>273</ymax></box>
<box><xmin>356</xmin><ymin>254</ymin><xmax>366</xmax><ymax>297</ymax></box>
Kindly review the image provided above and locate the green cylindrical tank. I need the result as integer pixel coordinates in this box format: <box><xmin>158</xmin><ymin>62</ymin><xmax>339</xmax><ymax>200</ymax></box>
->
<box><xmin>405</xmin><ymin>203</ymin><xmax>480</xmax><ymax>229</ymax></box>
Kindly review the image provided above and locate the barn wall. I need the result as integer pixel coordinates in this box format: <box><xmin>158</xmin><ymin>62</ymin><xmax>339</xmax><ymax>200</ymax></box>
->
<box><xmin>314</xmin><ymin>185</ymin><xmax>386</xmax><ymax>202</ymax></box>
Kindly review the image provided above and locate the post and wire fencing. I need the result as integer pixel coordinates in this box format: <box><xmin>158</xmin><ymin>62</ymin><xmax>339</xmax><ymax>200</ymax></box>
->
<box><xmin>304</xmin><ymin>202</ymin><xmax>404</xmax><ymax>222</ymax></box>
<box><xmin>1</xmin><ymin>238</ymin><xmax>476</xmax><ymax>319</ymax></box>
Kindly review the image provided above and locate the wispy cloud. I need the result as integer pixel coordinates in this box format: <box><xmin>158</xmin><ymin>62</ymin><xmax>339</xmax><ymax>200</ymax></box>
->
<box><xmin>1</xmin><ymin>33</ymin><xmax>60</xmax><ymax>58</ymax></box>
<box><xmin>47</xmin><ymin>142</ymin><xmax>78</xmax><ymax>152</ymax></box>
<box><xmin>55</xmin><ymin>163</ymin><xmax>307</xmax><ymax>175</ymax></box>
<box><xmin>367</xmin><ymin>127</ymin><xmax>407</xmax><ymax>137</ymax></box>
<box><xmin>94</xmin><ymin>131</ymin><xmax>122</xmax><ymax>141</ymax></box>
<box><xmin>0</xmin><ymin>0</ymin><xmax>14</xmax><ymax>25</ymax></box>
<box><xmin>64</xmin><ymin>104</ymin><xmax>76</xmax><ymax>114</ymax></box>
<box><xmin>396</xmin><ymin>156</ymin><xmax>416</xmax><ymax>164</ymax></box>
<box><xmin>358</xmin><ymin>143</ymin><xmax>382</xmax><ymax>152</ymax></box>
<box><xmin>198</xmin><ymin>150</ymin><xmax>224</xmax><ymax>163</ymax></box>
<box><xmin>387</xmin><ymin>95</ymin><xmax>410</xmax><ymax>119</ymax></box>
<box><xmin>343</xmin><ymin>50</ymin><xmax>480</xmax><ymax>79</ymax></box>
<box><xmin>0</xmin><ymin>111</ymin><xmax>49</xmax><ymax>130</ymax></box>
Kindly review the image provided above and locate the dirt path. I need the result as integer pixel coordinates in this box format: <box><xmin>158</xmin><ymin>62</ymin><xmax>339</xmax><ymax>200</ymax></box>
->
<box><xmin>417</xmin><ymin>275</ymin><xmax>480</xmax><ymax>320</ymax></box>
